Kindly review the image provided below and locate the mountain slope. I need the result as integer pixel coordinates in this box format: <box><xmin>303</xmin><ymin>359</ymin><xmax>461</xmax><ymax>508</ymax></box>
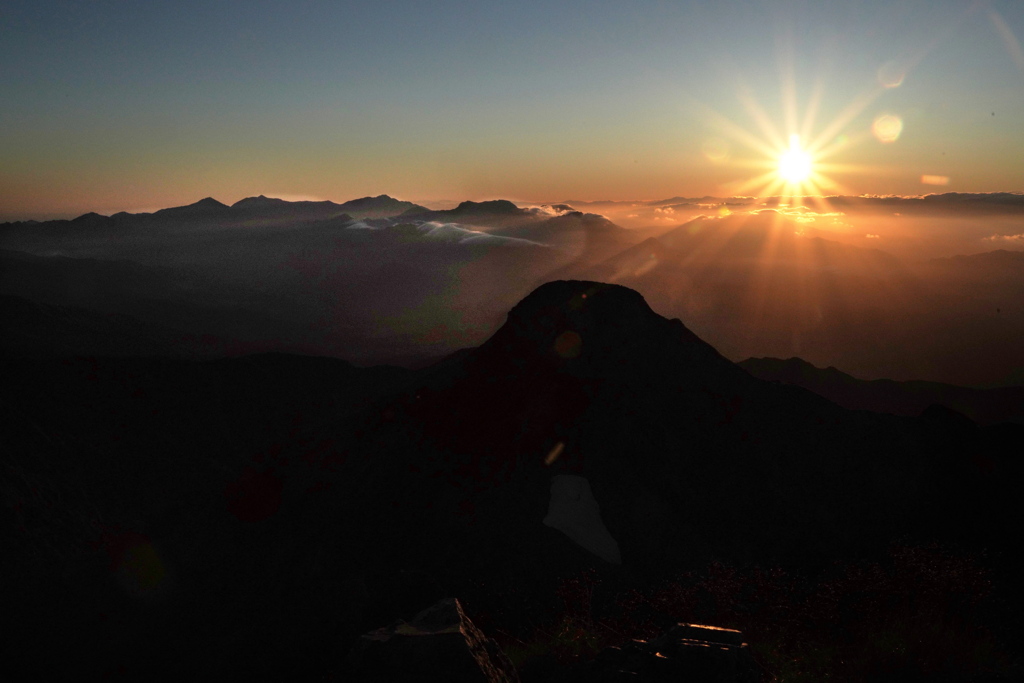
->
<box><xmin>739</xmin><ymin>356</ymin><xmax>1024</xmax><ymax>426</ymax></box>
<box><xmin>3</xmin><ymin>279</ymin><xmax>1021</xmax><ymax>680</ymax></box>
<box><xmin>0</xmin><ymin>294</ymin><xmax>194</xmax><ymax>357</ymax></box>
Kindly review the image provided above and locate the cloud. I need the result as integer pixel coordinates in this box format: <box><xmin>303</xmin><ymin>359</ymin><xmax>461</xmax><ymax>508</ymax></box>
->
<box><xmin>754</xmin><ymin>206</ymin><xmax>845</xmax><ymax>221</ymax></box>
<box><xmin>822</xmin><ymin>192</ymin><xmax>1024</xmax><ymax>215</ymax></box>
<box><xmin>263</xmin><ymin>193</ymin><xmax>329</xmax><ymax>203</ymax></box>
<box><xmin>416</xmin><ymin>222</ymin><xmax>544</xmax><ymax>247</ymax></box>
<box><xmin>921</xmin><ymin>175</ymin><xmax>950</xmax><ymax>186</ymax></box>
<box><xmin>984</xmin><ymin>233</ymin><xmax>1024</xmax><ymax>243</ymax></box>
<box><xmin>866</xmin><ymin>234</ymin><xmax>880</xmax><ymax>239</ymax></box>
<box><xmin>524</xmin><ymin>204</ymin><xmax>578</xmax><ymax>217</ymax></box>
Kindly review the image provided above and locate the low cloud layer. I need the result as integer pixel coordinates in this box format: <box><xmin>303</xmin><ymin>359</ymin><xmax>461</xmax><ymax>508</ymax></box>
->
<box><xmin>416</xmin><ymin>221</ymin><xmax>545</xmax><ymax>247</ymax></box>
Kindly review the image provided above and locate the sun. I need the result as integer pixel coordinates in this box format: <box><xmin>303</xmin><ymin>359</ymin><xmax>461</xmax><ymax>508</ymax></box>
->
<box><xmin>697</xmin><ymin>69</ymin><xmax>886</xmax><ymax>200</ymax></box>
<box><xmin>778</xmin><ymin>134</ymin><xmax>813</xmax><ymax>184</ymax></box>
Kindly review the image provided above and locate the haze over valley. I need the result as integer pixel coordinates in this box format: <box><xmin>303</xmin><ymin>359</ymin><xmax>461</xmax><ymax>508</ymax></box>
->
<box><xmin>4</xmin><ymin>191</ymin><xmax>1022</xmax><ymax>386</ymax></box>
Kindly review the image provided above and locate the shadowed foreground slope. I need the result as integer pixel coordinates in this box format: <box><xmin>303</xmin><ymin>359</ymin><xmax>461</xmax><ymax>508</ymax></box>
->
<box><xmin>3</xmin><ymin>281</ymin><xmax>1021</xmax><ymax>680</ymax></box>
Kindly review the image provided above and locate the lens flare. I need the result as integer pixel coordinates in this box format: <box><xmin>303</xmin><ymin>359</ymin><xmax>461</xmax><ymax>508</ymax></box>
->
<box><xmin>872</xmin><ymin>115</ymin><xmax>903</xmax><ymax>143</ymax></box>
<box><xmin>702</xmin><ymin>138</ymin><xmax>730</xmax><ymax>163</ymax></box>
<box><xmin>877</xmin><ymin>61</ymin><xmax>906</xmax><ymax>89</ymax></box>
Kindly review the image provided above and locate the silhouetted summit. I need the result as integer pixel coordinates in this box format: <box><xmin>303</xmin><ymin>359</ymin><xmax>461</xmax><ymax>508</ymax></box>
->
<box><xmin>231</xmin><ymin>194</ymin><xmax>289</xmax><ymax>209</ymax></box>
<box><xmin>194</xmin><ymin>196</ymin><xmax>228</xmax><ymax>209</ymax></box>
<box><xmin>70</xmin><ymin>211</ymin><xmax>112</xmax><ymax>226</ymax></box>
<box><xmin>337</xmin><ymin>194</ymin><xmax>429</xmax><ymax>218</ymax></box>
<box><xmin>228</xmin><ymin>195</ymin><xmax>349</xmax><ymax>221</ymax></box>
<box><xmin>476</xmin><ymin>280</ymin><xmax>727</xmax><ymax>380</ymax></box>
<box><xmin>452</xmin><ymin>199</ymin><xmax>522</xmax><ymax>215</ymax></box>
<box><xmin>152</xmin><ymin>196</ymin><xmax>230</xmax><ymax>219</ymax></box>
<box><xmin>394</xmin><ymin>199</ymin><xmax>535</xmax><ymax>228</ymax></box>
<box><xmin>376</xmin><ymin>278</ymin><xmax>1018</xmax><ymax>583</ymax></box>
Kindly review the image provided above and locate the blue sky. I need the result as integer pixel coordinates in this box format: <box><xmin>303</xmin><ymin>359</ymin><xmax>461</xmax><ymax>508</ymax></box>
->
<box><xmin>2</xmin><ymin>0</ymin><xmax>1022</xmax><ymax>218</ymax></box>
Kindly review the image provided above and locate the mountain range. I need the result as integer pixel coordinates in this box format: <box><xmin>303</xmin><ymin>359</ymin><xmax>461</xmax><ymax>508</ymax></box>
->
<box><xmin>3</xmin><ymin>193</ymin><xmax>1022</xmax><ymax>387</ymax></box>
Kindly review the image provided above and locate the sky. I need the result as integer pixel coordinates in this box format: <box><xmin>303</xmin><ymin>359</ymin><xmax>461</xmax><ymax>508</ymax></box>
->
<box><xmin>2</xmin><ymin>0</ymin><xmax>1023</xmax><ymax>219</ymax></box>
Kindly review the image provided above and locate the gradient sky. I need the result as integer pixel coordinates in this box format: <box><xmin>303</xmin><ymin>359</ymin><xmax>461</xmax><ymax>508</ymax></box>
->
<box><xmin>2</xmin><ymin>0</ymin><xmax>1022</xmax><ymax>219</ymax></box>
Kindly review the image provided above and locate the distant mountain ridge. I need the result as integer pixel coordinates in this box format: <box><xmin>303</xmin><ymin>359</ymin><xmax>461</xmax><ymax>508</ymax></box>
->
<box><xmin>0</xmin><ymin>194</ymin><xmax>425</xmax><ymax>228</ymax></box>
<box><xmin>2</xmin><ymin>191</ymin><xmax>1022</xmax><ymax>387</ymax></box>
<box><xmin>739</xmin><ymin>356</ymin><xmax>1024</xmax><ymax>426</ymax></box>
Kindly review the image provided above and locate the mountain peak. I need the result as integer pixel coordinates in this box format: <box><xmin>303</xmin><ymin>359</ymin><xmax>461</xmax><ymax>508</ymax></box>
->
<box><xmin>452</xmin><ymin>199</ymin><xmax>522</xmax><ymax>214</ymax></box>
<box><xmin>231</xmin><ymin>195</ymin><xmax>287</xmax><ymax>208</ymax></box>
<box><xmin>71</xmin><ymin>212</ymin><xmax>111</xmax><ymax>224</ymax></box>
<box><xmin>337</xmin><ymin>195</ymin><xmax>428</xmax><ymax>219</ymax></box>
<box><xmin>477</xmin><ymin>280</ymin><xmax>726</xmax><ymax>381</ymax></box>
<box><xmin>153</xmin><ymin>197</ymin><xmax>229</xmax><ymax>218</ymax></box>
<box><xmin>193</xmin><ymin>197</ymin><xmax>228</xmax><ymax>209</ymax></box>
<box><xmin>341</xmin><ymin>194</ymin><xmax>396</xmax><ymax>207</ymax></box>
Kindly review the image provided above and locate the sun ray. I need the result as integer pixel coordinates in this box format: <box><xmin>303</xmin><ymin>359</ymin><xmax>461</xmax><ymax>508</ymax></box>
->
<box><xmin>799</xmin><ymin>74</ymin><xmax>826</xmax><ymax>145</ymax></box>
<box><xmin>700</xmin><ymin>102</ymin><xmax>780</xmax><ymax>160</ymax></box>
<box><xmin>736</xmin><ymin>82</ymin><xmax>788</xmax><ymax>151</ymax></box>
<box><xmin>775</xmin><ymin>28</ymin><xmax>800</xmax><ymax>140</ymax></box>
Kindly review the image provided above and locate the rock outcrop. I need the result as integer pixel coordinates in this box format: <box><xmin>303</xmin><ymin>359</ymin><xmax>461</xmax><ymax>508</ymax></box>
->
<box><xmin>578</xmin><ymin>623</ymin><xmax>763</xmax><ymax>683</ymax></box>
<box><xmin>542</xmin><ymin>475</ymin><xmax>621</xmax><ymax>564</ymax></box>
<box><xmin>347</xmin><ymin>598</ymin><xmax>520</xmax><ymax>682</ymax></box>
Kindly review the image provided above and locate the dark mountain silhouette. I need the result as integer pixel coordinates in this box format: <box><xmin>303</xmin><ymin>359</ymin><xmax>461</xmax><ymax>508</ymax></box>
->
<box><xmin>337</xmin><ymin>194</ymin><xmax>429</xmax><ymax>219</ymax></box>
<box><xmin>70</xmin><ymin>211</ymin><xmax>116</xmax><ymax>227</ymax></box>
<box><xmin>3</xmin><ymin>279</ymin><xmax>1022</xmax><ymax>680</ymax></box>
<box><xmin>739</xmin><ymin>356</ymin><xmax>1024</xmax><ymax>426</ymax></box>
<box><xmin>152</xmin><ymin>196</ymin><xmax>231</xmax><ymax>221</ymax></box>
<box><xmin>353</xmin><ymin>281</ymin><xmax>1019</xmax><ymax>580</ymax></box>
<box><xmin>229</xmin><ymin>195</ymin><xmax>351</xmax><ymax>223</ymax></box>
<box><xmin>399</xmin><ymin>199</ymin><xmax>536</xmax><ymax>227</ymax></box>
<box><xmin>230</xmin><ymin>195</ymin><xmax>291</xmax><ymax>210</ymax></box>
<box><xmin>451</xmin><ymin>199</ymin><xmax>523</xmax><ymax>215</ymax></box>
<box><xmin>0</xmin><ymin>195</ymin><xmax>421</xmax><ymax>252</ymax></box>
<box><xmin>0</xmin><ymin>294</ymin><xmax>194</xmax><ymax>357</ymax></box>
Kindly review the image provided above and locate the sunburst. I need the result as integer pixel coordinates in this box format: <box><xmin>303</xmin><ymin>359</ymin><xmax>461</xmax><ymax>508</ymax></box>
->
<box><xmin>694</xmin><ymin>57</ymin><xmax>900</xmax><ymax>207</ymax></box>
<box><xmin>778</xmin><ymin>134</ymin><xmax>813</xmax><ymax>185</ymax></box>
